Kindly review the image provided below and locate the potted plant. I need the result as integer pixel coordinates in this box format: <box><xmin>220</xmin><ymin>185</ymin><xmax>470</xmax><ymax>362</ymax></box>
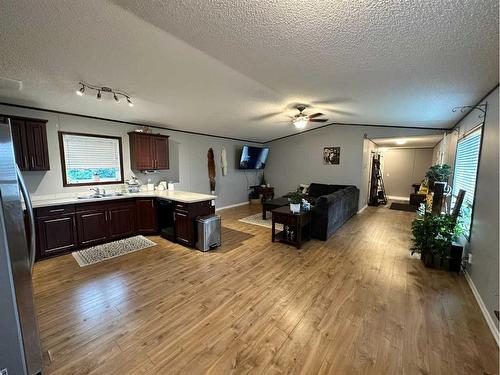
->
<box><xmin>289</xmin><ymin>192</ymin><xmax>302</xmax><ymax>214</ymax></box>
<box><xmin>425</xmin><ymin>164</ymin><xmax>451</xmax><ymax>190</ymax></box>
<box><xmin>411</xmin><ymin>212</ymin><xmax>462</xmax><ymax>270</ymax></box>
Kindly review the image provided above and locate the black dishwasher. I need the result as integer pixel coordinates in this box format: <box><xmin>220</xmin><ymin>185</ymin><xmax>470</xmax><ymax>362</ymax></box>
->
<box><xmin>157</xmin><ymin>199</ymin><xmax>175</xmax><ymax>241</ymax></box>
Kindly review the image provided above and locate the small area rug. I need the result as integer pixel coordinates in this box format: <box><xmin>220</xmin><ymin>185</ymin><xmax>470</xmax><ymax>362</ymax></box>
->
<box><xmin>72</xmin><ymin>235</ymin><xmax>156</xmax><ymax>267</ymax></box>
<box><xmin>239</xmin><ymin>212</ymin><xmax>283</xmax><ymax>231</ymax></box>
<box><xmin>389</xmin><ymin>202</ymin><xmax>418</xmax><ymax>212</ymax></box>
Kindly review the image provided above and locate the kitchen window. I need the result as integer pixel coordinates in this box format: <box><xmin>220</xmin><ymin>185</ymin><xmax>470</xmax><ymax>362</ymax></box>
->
<box><xmin>451</xmin><ymin>127</ymin><xmax>482</xmax><ymax>238</ymax></box>
<box><xmin>59</xmin><ymin>132</ymin><xmax>124</xmax><ymax>186</ymax></box>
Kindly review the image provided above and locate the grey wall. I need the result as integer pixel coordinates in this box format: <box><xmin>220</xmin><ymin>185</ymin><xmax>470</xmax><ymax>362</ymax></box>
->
<box><xmin>0</xmin><ymin>104</ymin><xmax>260</xmax><ymax>208</ymax></box>
<box><xmin>265</xmin><ymin>125</ymin><xmax>443</xmax><ymax>209</ymax></box>
<box><xmin>381</xmin><ymin>148</ymin><xmax>433</xmax><ymax>198</ymax></box>
<box><xmin>464</xmin><ymin>88</ymin><xmax>499</xmax><ymax>329</ymax></box>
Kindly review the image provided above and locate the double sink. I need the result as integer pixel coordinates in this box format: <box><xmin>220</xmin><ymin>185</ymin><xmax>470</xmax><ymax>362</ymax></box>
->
<box><xmin>77</xmin><ymin>190</ymin><xmax>124</xmax><ymax>200</ymax></box>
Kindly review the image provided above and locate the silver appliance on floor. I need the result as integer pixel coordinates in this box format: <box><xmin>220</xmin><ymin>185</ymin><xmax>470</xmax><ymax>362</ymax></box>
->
<box><xmin>0</xmin><ymin>119</ymin><xmax>43</xmax><ymax>375</ymax></box>
<box><xmin>195</xmin><ymin>214</ymin><xmax>221</xmax><ymax>251</ymax></box>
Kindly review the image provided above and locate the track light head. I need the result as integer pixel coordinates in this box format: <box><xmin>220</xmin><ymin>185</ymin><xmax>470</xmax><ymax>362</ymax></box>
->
<box><xmin>113</xmin><ymin>93</ymin><xmax>119</xmax><ymax>102</ymax></box>
<box><xmin>76</xmin><ymin>85</ymin><xmax>85</xmax><ymax>96</ymax></box>
<box><xmin>127</xmin><ymin>97</ymin><xmax>134</xmax><ymax>107</ymax></box>
<box><xmin>97</xmin><ymin>90</ymin><xmax>102</xmax><ymax>101</ymax></box>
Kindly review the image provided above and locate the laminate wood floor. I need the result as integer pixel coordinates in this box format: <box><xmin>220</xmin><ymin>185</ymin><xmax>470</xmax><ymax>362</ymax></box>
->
<box><xmin>32</xmin><ymin>204</ymin><xmax>498</xmax><ymax>374</ymax></box>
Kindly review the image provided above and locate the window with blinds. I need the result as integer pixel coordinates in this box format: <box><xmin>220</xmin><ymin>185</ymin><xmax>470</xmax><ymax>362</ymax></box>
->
<box><xmin>451</xmin><ymin>128</ymin><xmax>482</xmax><ymax>237</ymax></box>
<box><xmin>59</xmin><ymin>132</ymin><xmax>123</xmax><ymax>186</ymax></box>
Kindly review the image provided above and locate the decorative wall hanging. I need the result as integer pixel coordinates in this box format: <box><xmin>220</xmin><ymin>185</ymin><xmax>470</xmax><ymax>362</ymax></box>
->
<box><xmin>221</xmin><ymin>147</ymin><xmax>228</xmax><ymax>176</ymax></box>
<box><xmin>207</xmin><ymin>148</ymin><xmax>216</xmax><ymax>194</ymax></box>
<box><xmin>323</xmin><ymin>147</ymin><xmax>340</xmax><ymax>165</ymax></box>
<box><xmin>76</xmin><ymin>81</ymin><xmax>134</xmax><ymax>106</ymax></box>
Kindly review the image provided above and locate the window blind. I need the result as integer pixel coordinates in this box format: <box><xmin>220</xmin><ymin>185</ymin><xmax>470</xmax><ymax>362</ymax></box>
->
<box><xmin>451</xmin><ymin>128</ymin><xmax>482</xmax><ymax>237</ymax></box>
<box><xmin>452</xmin><ymin>129</ymin><xmax>482</xmax><ymax>206</ymax></box>
<box><xmin>61</xmin><ymin>133</ymin><xmax>122</xmax><ymax>184</ymax></box>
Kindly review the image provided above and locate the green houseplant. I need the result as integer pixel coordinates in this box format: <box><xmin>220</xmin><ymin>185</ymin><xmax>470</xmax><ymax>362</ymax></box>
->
<box><xmin>289</xmin><ymin>192</ymin><xmax>302</xmax><ymax>214</ymax></box>
<box><xmin>425</xmin><ymin>164</ymin><xmax>451</xmax><ymax>190</ymax></box>
<box><xmin>411</xmin><ymin>212</ymin><xmax>463</xmax><ymax>269</ymax></box>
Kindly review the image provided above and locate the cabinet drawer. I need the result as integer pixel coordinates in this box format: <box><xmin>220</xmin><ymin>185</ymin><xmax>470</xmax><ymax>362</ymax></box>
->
<box><xmin>175</xmin><ymin>202</ymin><xmax>189</xmax><ymax>211</ymax></box>
<box><xmin>36</xmin><ymin>205</ymin><xmax>75</xmax><ymax>217</ymax></box>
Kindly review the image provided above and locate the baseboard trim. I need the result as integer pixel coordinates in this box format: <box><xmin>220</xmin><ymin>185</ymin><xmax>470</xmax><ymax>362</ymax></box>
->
<box><xmin>464</xmin><ymin>270</ymin><xmax>499</xmax><ymax>346</ymax></box>
<box><xmin>386</xmin><ymin>195</ymin><xmax>410</xmax><ymax>201</ymax></box>
<box><xmin>358</xmin><ymin>205</ymin><xmax>368</xmax><ymax>213</ymax></box>
<box><xmin>216</xmin><ymin>201</ymin><xmax>249</xmax><ymax>211</ymax></box>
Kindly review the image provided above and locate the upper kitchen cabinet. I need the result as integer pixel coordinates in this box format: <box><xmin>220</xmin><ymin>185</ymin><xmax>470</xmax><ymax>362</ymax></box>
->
<box><xmin>1</xmin><ymin>115</ymin><xmax>50</xmax><ymax>171</ymax></box>
<box><xmin>128</xmin><ymin>132</ymin><xmax>169</xmax><ymax>171</ymax></box>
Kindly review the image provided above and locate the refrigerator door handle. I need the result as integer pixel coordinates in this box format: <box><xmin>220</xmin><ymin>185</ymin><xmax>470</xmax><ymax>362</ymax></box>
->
<box><xmin>16</xmin><ymin>165</ymin><xmax>36</xmax><ymax>271</ymax></box>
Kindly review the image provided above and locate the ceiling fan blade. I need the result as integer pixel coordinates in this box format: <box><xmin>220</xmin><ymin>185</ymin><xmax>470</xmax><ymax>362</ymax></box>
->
<box><xmin>251</xmin><ymin>112</ymin><xmax>283</xmax><ymax>121</ymax></box>
<box><xmin>310</xmin><ymin>119</ymin><xmax>328</xmax><ymax>123</ymax></box>
<box><xmin>308</xmin><ymin>113</ymin><xmax>324</xmax><ymax>119</ymax></box>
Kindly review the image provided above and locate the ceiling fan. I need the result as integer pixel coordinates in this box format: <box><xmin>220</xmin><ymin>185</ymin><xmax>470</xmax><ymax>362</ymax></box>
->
<box><xmin>292</xmin><ymin>104</ymin><xmax>328</xmax><ymax>129</ymax></box>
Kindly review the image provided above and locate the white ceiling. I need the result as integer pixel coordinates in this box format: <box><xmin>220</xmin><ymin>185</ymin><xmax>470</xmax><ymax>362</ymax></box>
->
<box><xmin>0</xmin><ymin>0</ymin><xmax>498</xmax><ymax>142</ymax></box>
<box><xmin>372</xmin><ymin>134</ymin><xmax>444</xmax><ymax>148</ymax></box>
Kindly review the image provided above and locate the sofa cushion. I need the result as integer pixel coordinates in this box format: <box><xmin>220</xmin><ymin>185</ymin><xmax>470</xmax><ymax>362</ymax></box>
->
<box><xmin>308</xmin><ymin>183</ymin><xmax>331</xmax><ymax>198</ymax></box>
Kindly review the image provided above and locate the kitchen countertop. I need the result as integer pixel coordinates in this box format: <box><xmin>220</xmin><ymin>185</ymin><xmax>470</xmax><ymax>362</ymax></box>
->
<box><xmin>30</xmin><ymin>190</ymin><xmax>218</xmax><ymax>208</ymax></box>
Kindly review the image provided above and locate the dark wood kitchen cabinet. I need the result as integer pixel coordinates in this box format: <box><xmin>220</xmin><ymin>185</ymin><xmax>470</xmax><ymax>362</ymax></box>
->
<box><xmin>76</xmin><ymin>206</ymin><xmax>108</xmax><ymax>247</ymax></box>
<box><xmin>107</xmin><ymin>201</ymin><xmax>136</xmax><ymax>239</ymax></box>
<box><xmin>35</xmin><ymin>205</ymin><xmax>77</xmax><ymax>259</ymax></box>
<box><xmin>136</xmin><ymin>198</ymin><xmax>158</xmax><ymax>234</ymax></box>
<box><xmin>174</xmin><ymin>200</ymin><xmax>214</xmax><ymax>247</ymax></box>
<box><xmin>76</xmin><ymin>200</ymin><xmax>136</xmax><ymax>246</ymax></box>
<box><xmin>3</xmin><ymin>115</ymin><xmax>50</xmax><ymax>171</ymax></box>
<box><xmin>128</xmin><ymin>132</ymin><xmax>169</xmax><ymax>171</ymax></box>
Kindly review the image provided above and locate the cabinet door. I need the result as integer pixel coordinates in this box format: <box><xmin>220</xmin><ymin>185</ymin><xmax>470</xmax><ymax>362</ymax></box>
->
<box><xmin>174</xmin><ymin>210</ymin><xmax>192</xmax><ymax>245</ymax></box>
<box><xmin>136</xmin><ymin>199</ymin><xmax>157</xmax><ymax>234</ymax></box>
<box><xmin>25</xmin><ymin>120</ymin><xmax>50</xmax><ymax>170</ymax></box>
<box><xmin>131</xmin><ymin>134</ymin><xmax>154</xmax><ymax>170</ymax></box>
<box><xmin>108</xmin><ymin>204</ymin><xmax>136</xmax><ymax>239</ymax></box>
<box><xmin>10</xmin><ymin>119</ymin><xmax>29</xmax><ymax>170</ymax></box>
<box><xmin>37</xmin><ymin>214</ymin><xmax>78</xmax><ymax>257</ymax></box>
<box><xmin>153</xmin><ymin>136</ymin><xmax>169</xmax><ymax>170</ymax></box>
<box><xmin>76</xmin><ymin>210</ymin><xmax>108</xmax><ymax>247</ymax></box>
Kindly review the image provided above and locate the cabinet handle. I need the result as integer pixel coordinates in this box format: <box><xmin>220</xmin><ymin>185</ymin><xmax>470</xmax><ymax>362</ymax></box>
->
<box><xmin>31</xmin><ymin>156</ymin><xmax>35</xmax><ymax>168</ymax></box>
<box><xmin>49</xmin><ymin>208</ymin><xmax>64</xmax><ymax>213</ymax></box>
<box><xmin>24</xmin><ymin>156</ymin><xmax>29</xmax><ymax>168</ymax></box>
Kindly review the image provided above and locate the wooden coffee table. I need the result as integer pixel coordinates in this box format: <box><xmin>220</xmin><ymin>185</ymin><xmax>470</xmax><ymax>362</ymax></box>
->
<box><xmin>271</xmin><ymin>206</ymin><xmax>311</xmax><ymax>249</ymax></box>
<box><xmin>262</xmin><ymin>197</ymin><xmax>289</xmax><ymax>220</ymax></box>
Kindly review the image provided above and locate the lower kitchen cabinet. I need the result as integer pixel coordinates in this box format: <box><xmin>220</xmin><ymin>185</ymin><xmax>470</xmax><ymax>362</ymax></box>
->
<box><xmin>76</xmin><ymin>209</ymin><xmax>108</xmax><ymax>247</ymax></box>
<box><xmin>108</xmin><ymin>202</ymin><xmax>136</xmax><ymax>239</ymax></box>
<box><xmin>33</xmin><ymin>197</ymin><xmax>214</xmax><ymax>260</ymax></box>
<box><xmin>136</xmin><ymin>198</ymin><xmax>158</xmax><ymax>234</ymax></box>
<box><xmin>36</xmin><ymin>214</ymin><xmax>78</xmax><ymax>258</ymax></box>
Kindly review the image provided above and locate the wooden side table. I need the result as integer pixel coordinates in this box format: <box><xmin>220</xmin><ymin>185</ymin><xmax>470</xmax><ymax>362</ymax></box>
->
<box><xmin>251</xmin><ymin>185</ymin><xmax>274</xmax><ymax>202</ymax></box>
<box><xmin>271</xmin><ymin>206</ymin><xmax>311</xmax><ymax>249</ymax></box>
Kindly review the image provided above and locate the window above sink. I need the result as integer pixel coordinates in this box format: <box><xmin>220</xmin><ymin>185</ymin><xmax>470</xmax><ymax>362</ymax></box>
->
<box><xmin>59</xmin><ymin>131</ymin><xmax>124</xmax><ymax>187</ymax></box>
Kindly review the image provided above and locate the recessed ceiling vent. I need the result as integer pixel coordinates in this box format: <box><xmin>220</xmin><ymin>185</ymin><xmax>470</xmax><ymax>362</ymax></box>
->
<box><xmin>0</xmin><ymin>76</ymin><xmax>23</xmax><ymax>91</ymax></box>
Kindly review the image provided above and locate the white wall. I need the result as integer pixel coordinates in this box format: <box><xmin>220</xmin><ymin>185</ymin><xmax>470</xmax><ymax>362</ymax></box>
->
<box><xmin>0</xmin><ymin>104</ymin><xmax>261</xmax><ymax>208</ymax></box>
<box><xmin>265</xmin><ymin>125</ymin><xmax>443</xmax><ymax>209</ymax></box>
<box><xmin>380</xmin><ymin>148</ymin><xmax>433</xmax><ymax>198</ymax></box>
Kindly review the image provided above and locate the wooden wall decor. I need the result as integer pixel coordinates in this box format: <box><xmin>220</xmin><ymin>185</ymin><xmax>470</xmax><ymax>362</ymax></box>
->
<box><xmin>208</xmin><ymin>148</ymin><xmax>216</xmax><ymax>194</ymax></box>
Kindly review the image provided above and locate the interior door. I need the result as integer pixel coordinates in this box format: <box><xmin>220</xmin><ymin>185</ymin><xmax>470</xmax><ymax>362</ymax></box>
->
<box><xmin>153</xmin><ymin>136</ymin><xmax>169</xmax><ymax>170</ymax></box>
<box><xmin>25</xmin><ymin>120</ymin><xmax>50</xmax><ymax>170</ymax></box>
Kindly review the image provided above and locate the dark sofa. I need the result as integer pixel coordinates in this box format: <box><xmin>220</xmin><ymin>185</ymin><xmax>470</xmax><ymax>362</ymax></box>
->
<box><xmin>307</xmin><ymin>183</ymin><xmax>359</xmax><ymax>241</ymax></box>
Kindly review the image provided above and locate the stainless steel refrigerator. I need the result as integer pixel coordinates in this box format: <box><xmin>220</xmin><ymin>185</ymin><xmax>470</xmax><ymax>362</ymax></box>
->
<box><xmin>0</xmin><ymin>119</ymin><xmax>42</xmax><ymax>375</ymax></box>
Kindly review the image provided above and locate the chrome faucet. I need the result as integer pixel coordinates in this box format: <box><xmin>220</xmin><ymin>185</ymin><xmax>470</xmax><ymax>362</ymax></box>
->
<box><xmin>89</xmin><ymin>187</ymin><xmax>100</xmax><ymax>196</ymax></box>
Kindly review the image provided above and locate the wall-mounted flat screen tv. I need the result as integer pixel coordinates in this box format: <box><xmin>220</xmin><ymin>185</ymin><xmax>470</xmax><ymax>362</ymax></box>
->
<box><xmin>239</xmin><ymin>145</ymin><xmax>269</xmax><ymax>170</ymax></box>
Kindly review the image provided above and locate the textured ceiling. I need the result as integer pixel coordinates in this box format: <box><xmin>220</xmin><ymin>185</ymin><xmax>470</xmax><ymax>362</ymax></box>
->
<box><xmin>373</xmin><ymin>134</ymin><xmax>444</xmax><ymax>148</ymax></box>
<box><xmin>0</xmin><ymin>0</ymin><xmax>498</xmax><ymax>142</ymax></box>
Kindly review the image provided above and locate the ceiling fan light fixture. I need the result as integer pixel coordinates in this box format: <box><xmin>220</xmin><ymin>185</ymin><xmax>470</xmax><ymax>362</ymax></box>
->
<box><xmin>293</xmin><ymin>115</ymin><xmax>308</xmax><ymax>129</ymax></box>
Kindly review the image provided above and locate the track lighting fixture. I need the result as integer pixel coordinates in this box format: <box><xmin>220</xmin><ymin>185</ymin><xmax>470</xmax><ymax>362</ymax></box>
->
<box><xmin>75</xmin><ymin>81</ymin><xmax>133</xmax><ymax>107</ymax></box>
